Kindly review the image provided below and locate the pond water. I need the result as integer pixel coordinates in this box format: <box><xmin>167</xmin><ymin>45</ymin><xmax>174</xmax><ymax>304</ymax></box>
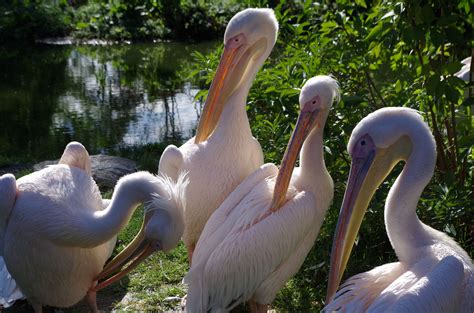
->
<box><xmin>0</xmin><ymin>41</ymin><xmax>217</xmax><ymax>164</ymax></box>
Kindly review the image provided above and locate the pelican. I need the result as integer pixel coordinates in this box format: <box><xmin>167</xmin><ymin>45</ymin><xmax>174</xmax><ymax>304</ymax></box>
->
<box><xmin>184</xmin><ymin>76</ymin><xmax>339</xmax><ymax>312</ymax></box>
<box><xmin>324</xmin><ymin>108</ymin><xmax>473</xmax><ymax>312</ymax></box>
<box><xmin>158</xmin><ymin>8</ymin><xmax>278</xmax><ymax>262</ymax></box>
<box><xmin>0</xmin><ymin>142</ymin><xmax>186</xmax><ymax>312</ymax></box>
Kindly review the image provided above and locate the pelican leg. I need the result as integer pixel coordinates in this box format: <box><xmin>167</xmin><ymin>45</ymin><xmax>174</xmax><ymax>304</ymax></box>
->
<box><xmin>180</xmin><ymin>294</ymin><xmax>187</xmax><ymax>309</ymax></box>
<box><xmin>28</xmin><ymin>299</ymin><xmax>42</xmax><ymax>313</ymax></box>
<box><xmin>249</xmin><ymin>298</ymin><xmax>268</xmax><ymax>313</ymax></box>
<box><xmin>86</xmin><ymin>288</ymin><xmax>99</xmax><ymax>313</ymax></box>
<box><xmin>187</xmin><ymin>243</ymin><xmax>196</xmax><ymax>265</ymax></box>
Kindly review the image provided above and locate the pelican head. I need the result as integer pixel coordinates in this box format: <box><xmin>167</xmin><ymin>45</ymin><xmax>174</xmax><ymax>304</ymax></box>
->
<box><xmin>326</xmin><ymin>107</ymin><xmax>436</xmax><ymax>302</ymax></box>
<box><xmin>194</xmin><ymin>8</ymin><xmax>278</xmax><ymax>143</ymax></box>
<box><xmin>270</xmin><ymin>76</ymin><xmax>339</xmax><ymax>211</ymax></box>
<box><xmin>94</xmin><ymin>174</ymin><xmax>186</xmax><ymax>291</ymax></box>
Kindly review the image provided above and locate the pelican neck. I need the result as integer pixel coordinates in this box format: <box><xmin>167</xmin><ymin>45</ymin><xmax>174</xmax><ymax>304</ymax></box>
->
<box><xmin>384</xmin><ymin>132</ymin><xmax>436</xmax><ymax>262</ymax></box>
<box><xmin>297</xmin><ymin>127</ymin><xmax>329</xmax><ymax>193</ymax></box>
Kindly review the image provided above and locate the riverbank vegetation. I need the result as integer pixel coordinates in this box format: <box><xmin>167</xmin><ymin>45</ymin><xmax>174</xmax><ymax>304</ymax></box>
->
<box><xmin>1</xmin><ymin>0</ymin><xmax>472</xmax><ymax>311</ymax></box>
<box><xmin>0</xmin><ymin>0</ymin><xmax>242</xmax><ymax>42</ymax></box>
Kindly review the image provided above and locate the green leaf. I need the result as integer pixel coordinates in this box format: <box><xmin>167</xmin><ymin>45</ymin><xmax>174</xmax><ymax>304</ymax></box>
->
<box><xmin>446</xmin><ymin>62</ymin><xmax>463</xmax><ymax>75</ymax></box>
<box><xmin>426</xmin><ymin>75</ymin><xmax>440</xmax><ymax>96</ymax></box>
<box><xmin>76</xmin><ymin>22</ymin><xmax>89</xmax><ymax>30</ymax></box>
<box><xmin>355</xmin><ymin>0</ymin><xmax>367</xmax><ymax>8</ymax></box>
<box><xmin>265</xmin><ymin>86</ymin><xmax>276</xmax><ymax>93</ymax></box>
<box><xmin>370</xmin><ymin>43</ymin><xmax>382</xmax><ymax>58</ymax></box>
<box><xmin>365</xmin><ymin>22</ymin><xmax>384</xmax><ymax>41</ymax></box>
<box><xmin>445</xmin><ymin>85</ymin><xmax>460</xmax><ymax>103</ymax></box>
<box><xmin>395</xmin><ymin>80</ymin><xmax>402</xmax><ymax>93</ymax></box>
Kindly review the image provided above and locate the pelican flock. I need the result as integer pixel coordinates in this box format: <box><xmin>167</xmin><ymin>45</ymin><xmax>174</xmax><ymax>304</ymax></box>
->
<box><xmin>0</xmin><ymin>142</ymin><xmax>186</xmax><ymax>312</ymax></box>
<box><xmin>159</xmin><ymin>8</ymin><xmax>278</xmax><ymax>263</ymax></box>
<box><xmin>324</xmin><ymin>108</ymin><xmax>473</xmax><ymax>312</ymax></box>
<box><xmin>184</xmin><ymin>76</ymin><xmax>339</xmax><ymax>312</ymax></box>
<box><xmin>0</xmin><ymin>6</ymin><xmax>473</xmax><ymax>313</ymax></box>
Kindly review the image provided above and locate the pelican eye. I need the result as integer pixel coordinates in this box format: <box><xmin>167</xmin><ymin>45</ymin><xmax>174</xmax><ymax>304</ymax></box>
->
<box><xmin>361</xmin><ymin>140</ymin><xmax>366</xmax><ymax>146</ymax></box>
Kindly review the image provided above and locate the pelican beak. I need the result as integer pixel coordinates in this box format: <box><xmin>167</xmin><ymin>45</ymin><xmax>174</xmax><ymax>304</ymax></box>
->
<box><xmin>325</xmin><ymin>149</ymin><xmax>376</xmax><ymax>303</ymax></box>
<box><xmin>194</xmin><ymin>35</ymin><xmax>255</xmax><ymax>143</ymax></box>
<box><xmin>94</xmin><ymin>212</ymin><xmax>159</xmax><ymax>291</ymax></box>
<box><xmin>270</xmin><ymin>108</ymin><xmax>321</xmax><ymax>212</ymax></box>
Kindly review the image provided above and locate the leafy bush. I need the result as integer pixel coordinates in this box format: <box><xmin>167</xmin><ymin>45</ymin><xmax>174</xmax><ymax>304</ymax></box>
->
<box><xmin>0</xmin><ymin>0</ymin><xmax>241</xmax><ymax>42</ymax></box>
<box><xmin>0</xmin><ymin>1</ymin><xmax>73</xmax><ymax>42</ymax></box>
<box><xmin>72</xmin><ymin>0</ymin><xmax>240</xmax><ymax>41</ymax></box>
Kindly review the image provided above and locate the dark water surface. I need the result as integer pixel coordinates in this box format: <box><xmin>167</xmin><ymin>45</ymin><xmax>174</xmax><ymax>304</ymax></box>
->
<box><xmin>0</xmin><ymin>41</ymin><xmax>217</xmax><ymax>164</ymax></box>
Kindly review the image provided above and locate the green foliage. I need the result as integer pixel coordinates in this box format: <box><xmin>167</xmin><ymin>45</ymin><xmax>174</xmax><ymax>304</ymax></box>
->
<box><xmin>72</xmin><ymin>0</ymin><xmax>243</xmax><ymax>41</ymax></box>
<box><xmin>0</xmin><ymin>0</ymin><xmax>243</xmax><ymax>42</ymax></box>
<box><xmin>73</xmin><ymin>0</ymin><xmax>169</xmax><ymax>40</ymax></box>
<box><xmin>185</xmin><ymin>0</ymin><xmax>473</xmax><ymax>310</ymax></box>
<box><xmin>0</xmin><ymin>1</ymin><xmax>73</xmax><ymax>43</ymax></box>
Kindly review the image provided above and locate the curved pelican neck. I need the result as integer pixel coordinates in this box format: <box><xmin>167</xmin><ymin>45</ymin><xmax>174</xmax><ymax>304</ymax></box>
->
<box><xmin>44</xmin><ymin>173</ymin><xmax>161</xmax><ymax>248</ymax></box>
<box><xmin>296</xmin><ymin>126</ymin><xmax>330</xmax><ymax>193</ymax></box>
<box><xmin>211</xmin><ymin>86</ymin><xmax>252</xmax><ymax>140</ymax></box>
<box><xmin>384</xmin><ymin>131</ymin><xmax>436</xmax><ymax>262</ymax></box>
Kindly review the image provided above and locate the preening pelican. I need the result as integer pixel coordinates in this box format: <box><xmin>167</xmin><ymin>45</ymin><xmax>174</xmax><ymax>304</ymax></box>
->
<box><xmin>158</xmin><ymin>8</ymin><xmax>278</xmax><ymax>262</ymax></box>
<box><xmin>0</xmin><ymin>142</ymin><xmax>186</xmax><ymax>312</ymax></box>
<box><xmin>324</xmin><ymin>108</ymin><xmax>473</xmax><ymax>312</ymax></box>
<box><xmin>184</xmin><ymin>76</ymin><xmax>339</xmax><ymax>313</ymax></box>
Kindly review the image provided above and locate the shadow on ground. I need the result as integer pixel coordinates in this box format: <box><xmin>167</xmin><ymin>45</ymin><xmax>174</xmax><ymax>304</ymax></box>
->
<box><xmin>3</xmin><ymin>277</ymin><xmax>129</xmax><ymax>312</ymax></box>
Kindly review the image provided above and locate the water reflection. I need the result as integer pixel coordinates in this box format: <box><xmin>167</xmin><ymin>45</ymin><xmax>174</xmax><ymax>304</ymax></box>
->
<box><xmin>0</xmin><ymin>41</ymin><xmax>216</xmax><ymax>163</ymax></box>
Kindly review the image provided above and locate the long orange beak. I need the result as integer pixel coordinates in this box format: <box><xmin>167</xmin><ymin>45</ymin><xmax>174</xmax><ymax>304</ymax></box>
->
<box><xmin>94</xmin><ymin>213</ymin><xmax>158</xmax><ymax>291</ymax></box>
<box><xmin>326</xmin><ymin>150</ymin><xmax>376</xmax><ymax>302</ymax></box>
<box><xmin>269</xmin><ymin>108</ymin><xmax>321</xmax><ymax>212</ymax></box>
<box><xmin>194</xmin><ymin>39</ymin><xmax>250</xmax><ymax>143</ymax></box>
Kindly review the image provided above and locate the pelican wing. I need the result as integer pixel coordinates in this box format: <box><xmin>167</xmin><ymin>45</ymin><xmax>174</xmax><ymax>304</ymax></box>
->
<box><xmin>325</xmin><ymin>256</ymin><xmax>467</xmax><ymax>313</ymax></box>
<box><xmin>323</xmin><ymin>262</ymin><xmax>406</xmax><ymax>312</ymax></box>
<box><xmin>192</xmin><ymin>163</ymin><xmax>278</xmax><ymax>262</ymax></box>
<box><xmin>58</xmin><ymin>142</ymin><xmax>91</xmax><ymax>175</ymax></box>
<box><xmin>186</xmin><ymin>171</ymin><xmax>317</xmax><ymax>312</ymax></box>
<box><xmin>158</xmin><ymin>145</ymin><xmax>184</xmax><ymax>181</ymax></box>
<box><xmin>370</xmin><ymin>255</ymin><xmax>465</xmax><ymax>313</ymax></box>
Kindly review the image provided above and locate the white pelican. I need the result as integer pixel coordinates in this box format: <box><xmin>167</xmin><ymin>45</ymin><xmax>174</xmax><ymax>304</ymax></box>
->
<box><xmin>324</xmin><ymin>108</ymin><xmax>473</xmax><ymax>312</ymax></box>
<box><xmin>0</xmin><ymin>142</ymin><xmax>186</xmax><ymax>312</ymax></box>
<box><xmin>184</xmin><ymin>76</ymin><xmax>340</xmax><ymax>313</ymax></box>
<box><xmin>158</xmin><ymin>8</ymin><xmax>278</xmax><ymax>262</ymax></box>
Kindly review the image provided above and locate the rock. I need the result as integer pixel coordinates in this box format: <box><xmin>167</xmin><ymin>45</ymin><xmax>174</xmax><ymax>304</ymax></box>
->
<box><xmin>34</xmin><ymin>154</ymin><xmax>137</xmax><ymax>188</ymax></box>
